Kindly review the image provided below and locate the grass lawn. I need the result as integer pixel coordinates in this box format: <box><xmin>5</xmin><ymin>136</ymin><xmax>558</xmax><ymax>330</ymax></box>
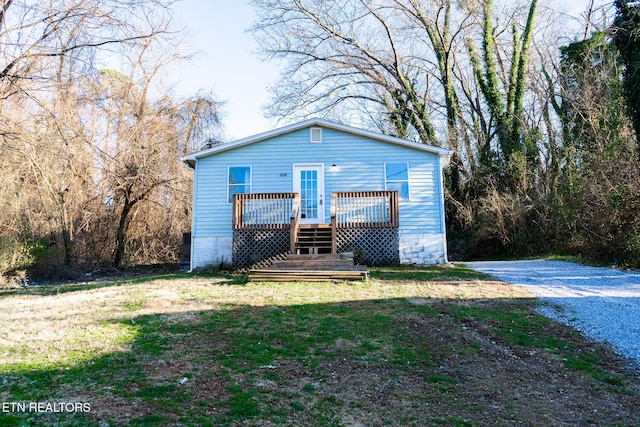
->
<box><xmin>0</xmin><ymin>265</ymin><xmax>639</xmax><ymax>426</ymax></box>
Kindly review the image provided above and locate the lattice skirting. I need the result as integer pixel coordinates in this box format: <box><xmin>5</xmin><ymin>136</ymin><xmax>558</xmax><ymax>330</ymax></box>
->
<box><xmin>337</xmin><ymin>227</ymin><xmax>399</xmax><ymax>266</ymax></box>
<box><xmin>232</xmin><ymin>229</ymin><xmax>290</xmax><ymax>270</ymax></box>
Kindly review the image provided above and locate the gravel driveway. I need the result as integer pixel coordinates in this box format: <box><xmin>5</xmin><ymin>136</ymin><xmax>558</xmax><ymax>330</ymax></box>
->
<box><xmin>465</xmin><ymin>260</ymin><xmax>640</xmax><ymax>364</ymax></box>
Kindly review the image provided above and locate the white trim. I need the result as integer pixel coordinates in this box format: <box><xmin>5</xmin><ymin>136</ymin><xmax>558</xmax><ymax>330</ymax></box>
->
<box><xmin>292</xmin><ymin>163</ymin><xmax>325</xmax><ymax>224</ymax></box>
<box><xmin>189</xmin><ymin>161</ymin><xmax>199</xmax><ymax>271</ymax></box>
<box><xmin>226</xmin><ymin>165</ymin><xmax>252</xmax><ymax>205</ymax></box>
<box><xmin>310</xmin><ymin>127</ymin><xmax>322</xmax><ymax>143</ymax></box>
<box><xmin>384</xmin><ymin>162</ymin><xmax>411</xmax><ymax>201</ymax></box>
<box><xmin>438</xmin><ymin>157</ymin><xmax>450</xmax><ymax>263</ymax></box>
<box><xmin>181</xmin><ymin>118</ymin><xmax>453</xmax><ymax>164</ymax></box>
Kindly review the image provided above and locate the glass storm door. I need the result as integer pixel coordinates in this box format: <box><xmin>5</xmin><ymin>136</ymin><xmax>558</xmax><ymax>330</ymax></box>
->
<box><xmin>293</xmin><ymin>164</ymin><xmax>324</xmax><ymax>224</ymax></box>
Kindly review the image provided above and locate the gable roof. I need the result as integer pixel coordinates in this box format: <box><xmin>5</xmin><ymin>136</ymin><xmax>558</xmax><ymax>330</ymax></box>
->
<box><xmin>181</xmin><ymin>118</ymin><xmax>453</xmax><ymax>168</ymax></box>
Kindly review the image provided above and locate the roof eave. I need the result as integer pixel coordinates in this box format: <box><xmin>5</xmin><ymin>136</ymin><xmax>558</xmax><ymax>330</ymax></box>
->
<box><xmin>183</xmin><ymin>118</ymin><xmax>454</xmax><ymax>161</ymax></box>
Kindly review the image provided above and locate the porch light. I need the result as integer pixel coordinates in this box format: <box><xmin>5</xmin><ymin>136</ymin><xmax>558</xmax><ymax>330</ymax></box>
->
<box><xmin>331</xmin><ymin>164</ymin><xmax>337</xmax><ymax>171</ymax></box>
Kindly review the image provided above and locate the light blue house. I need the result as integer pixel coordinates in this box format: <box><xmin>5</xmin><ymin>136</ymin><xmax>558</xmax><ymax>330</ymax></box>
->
<box><xmin>182</xmin><ymin>118</ymin><xmax>452</xmax><ymax>270</ymax></box>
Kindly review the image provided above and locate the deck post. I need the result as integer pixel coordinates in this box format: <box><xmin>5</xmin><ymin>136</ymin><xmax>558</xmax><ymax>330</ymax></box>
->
<box><xmin>330</xmin><ymin>193</ymin><xmax>337</xmax><ymax>254</ymax></box>
<box><xmin>290</xmin><ymin>193</ymin><xmax>300</xmax><ymax>253</ymax></box>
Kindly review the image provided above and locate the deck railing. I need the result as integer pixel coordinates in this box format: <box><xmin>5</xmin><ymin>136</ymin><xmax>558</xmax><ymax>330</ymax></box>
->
<box><xmin>330</xmin><ymin>191</ymin><xmax>399</xmax><ymax>228</ymax></box>
<box><xmin>234</xmin><ymin>191</ymin><xmax>399</xmax><ymax>230</ymax></box>
<box><xmin>233</xmin><ymin>191</ymin><xmax>399</xmax><ymax>265</ymax></box>
<box><xmin>232</xmin><ymin>193</ymin><xmax>298</xmax><ymax>229</ymax></box>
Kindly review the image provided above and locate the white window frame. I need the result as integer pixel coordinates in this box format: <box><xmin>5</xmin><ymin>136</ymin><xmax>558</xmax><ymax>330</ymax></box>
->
<box><xmin>310</xmin><ymin>127</ymin><xmax>322</xmax><ymax>143</ymax></box>
<box><xmin>227</xmin><ymin>165</ymin><xmax>252</xmax><ymax>204</ymax></box>
<box><xmin>384</xmin><ymin>162</ymin><xmax>410</xmax><ymax>201</ymax></box>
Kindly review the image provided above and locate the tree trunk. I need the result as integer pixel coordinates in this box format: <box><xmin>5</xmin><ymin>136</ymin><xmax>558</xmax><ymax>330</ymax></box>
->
<box><xmin>113</xmin><ymin>199</ymin><xmax>133</xmax><ymax>268</ymax></box>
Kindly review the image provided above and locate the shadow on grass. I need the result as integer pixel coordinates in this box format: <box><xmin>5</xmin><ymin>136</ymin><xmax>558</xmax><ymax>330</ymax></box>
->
<box><xmin>0</xmin><ymin>271</ymin><xmax>249</xmax><ymax>298</ymax></box>
<box><xmin>369</xmin><ymin>264</ymin><xmax>492</xmax><ymax>282</ymax></box>
<box><xmin>0</xmin><ymin>264</ymin><xmax>485</xmax><ymax>298</ymax></box>
<box><xmin>1</xmin><ymin>294</ymin><xmax>638</xmax><ymax>427</ymax></box>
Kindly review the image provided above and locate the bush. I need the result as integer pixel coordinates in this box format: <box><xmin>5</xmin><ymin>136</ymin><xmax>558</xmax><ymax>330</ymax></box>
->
<box><xmin>0</xmin><ymin>236</ymin><xmax>49</xmax><ymax>278</ymax></box>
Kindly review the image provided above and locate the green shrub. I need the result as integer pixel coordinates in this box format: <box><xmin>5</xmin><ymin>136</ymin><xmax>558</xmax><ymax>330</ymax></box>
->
<box><xmin>0</xmin><ymin>236</ymin><xmax>49</xmax><ymax>277</ymax></box>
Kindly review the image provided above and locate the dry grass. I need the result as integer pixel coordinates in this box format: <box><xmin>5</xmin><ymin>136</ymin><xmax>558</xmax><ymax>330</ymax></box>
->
<box><xmin>0</xmin><ymin>272</ymin><xmax>529</xmax><ymax>369</ymax></box>
<box><xmin>1</xmin><ymin>266</ymin><xmax>638</xmax><ymax>427</ymax></box>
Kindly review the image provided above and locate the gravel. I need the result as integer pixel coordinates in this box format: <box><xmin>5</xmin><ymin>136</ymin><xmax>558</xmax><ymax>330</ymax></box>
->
<box><xmin>465</xmin><ymin>260</ymin><xmax>640</xmax><ymax>364</ymax></box>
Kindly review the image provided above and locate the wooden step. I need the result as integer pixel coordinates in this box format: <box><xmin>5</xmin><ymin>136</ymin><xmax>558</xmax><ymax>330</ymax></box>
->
<box><xmin>294</xmin><ymin>224</ymin><xmax>334</xmax><ymax>256</ymax></box>
<box><xmin>295</xmin><ymin>244</ymin><xmax>332</xmax><ymax>249</ymax></box>
<box><xmin>285</xmin><ymin>253</ymin><xmax>353</xmax><ymax>261</ymax></box>
<box><xmin>248</xmin><ymin>268</ymin><xmax>368</xmax><ymax>282</ymax></box>
<box><xmin>297</xmin><ymin>235</ymin><xmax>332</xmax><ymax>240</ymax></box>
<box><xmin>297</xmin><ymin>237</ymin><xmax>332</xmax><ymax>243</ymax></box>
<box><xmin>298</xmin><ymin>223</ymin><xmax>332</xmax><ymax>229</ymax></box>
<box><xmin>255</xmin><ymin>265</ymin><xmax>367</xmax><ymax>273</ymax></box>
<box><xmin>270</xmin><ymin>263</ymin><xmax>356</xmax><ymax>270</ymax></box>
<box><xmin>271</xmin><ymin>259</ymin><xmax>354</xmax><ymax>268</ymax></box>
<box><xmin>249</xmin><ymin>275</ymin><xmax>366</xmax><ymax>282</ymax></box>
<box><xmin>293</xmin><ymin>233</ymin><xmax>331</xmax><ymax>240</ymax></box>
<box><xmin>294</xmin><ymin>247</ymin><xmax>333</xmax><ymax>255</ymax></box>
<box><xmin>247</xmin><ymin>252</ymin><xmax>365</xmax><ymax>282</ymax></box>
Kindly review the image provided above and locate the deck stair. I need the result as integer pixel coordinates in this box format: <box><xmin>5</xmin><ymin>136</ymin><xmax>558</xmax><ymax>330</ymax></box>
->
<box><xmin>294</xmin><ymin>224</ymin><xmax>333</xmax><ymax>254</ymax></box>
<box><xmin>249</xmin><ymin>252</ymin><xmax>368</xmax><ymax>282</ymax></box>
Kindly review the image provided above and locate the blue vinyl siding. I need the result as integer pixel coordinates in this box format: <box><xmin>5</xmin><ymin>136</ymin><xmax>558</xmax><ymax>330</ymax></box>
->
<box><xmin>193</xmin><ymin>127</ymin><xmax>443</xmax><ymax>237</ymax></box>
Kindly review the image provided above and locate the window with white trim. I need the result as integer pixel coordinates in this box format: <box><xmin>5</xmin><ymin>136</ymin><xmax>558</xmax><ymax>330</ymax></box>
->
<box><xmin>384</xmin><ymin>162</ymin><xmax>409</xmax><ymax>200</ymax></box>
<box><xmin>228</xmin><ymin>166</ymin><xmax>251</xmax><ymax>203</ymax></box>
<box><xmin>310</xmin><ymin>127</ymin><xmax>322</xmax><ymax>143</ymax></box>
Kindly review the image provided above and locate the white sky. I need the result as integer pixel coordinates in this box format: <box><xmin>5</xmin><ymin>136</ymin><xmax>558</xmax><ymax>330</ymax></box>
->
<box><xmin>170</xmin><ymin>0</ymin><xmax>601</xmax><ymax>142</ymax></box>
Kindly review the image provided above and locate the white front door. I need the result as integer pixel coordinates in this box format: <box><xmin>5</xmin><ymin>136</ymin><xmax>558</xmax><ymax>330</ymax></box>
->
<box><xmin>293</xmin><ymin>164</ymin><xmax>325</xmax><ymax>224</ymax></box>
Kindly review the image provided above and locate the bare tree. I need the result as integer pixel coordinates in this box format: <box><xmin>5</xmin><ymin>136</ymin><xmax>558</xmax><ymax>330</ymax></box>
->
<box><xmin>0</xmin><ymin>0</ymin><xmax>223</xmax><ymax>276</ymax></box>
<box><xmin>85</xmin><ymin>39</ymin><xmax>222</xmax><ymax>267</ymax></box>
<box><xmin>251</xmin><ymin>0</ymin><xmax>447</xmax><ymax>145</ymax></box>
<box><xmin>0</xmin><ymin>0</ymin><xmax>175</xmax><ymax>98</ymax></box>
<box><xmin>251</xmin><ymin>0</ymin><xmax>593</xmax><ymax>260</ymax></box>
<box><xmin>250</xmin><ymin>0</ymin><xmax>551</xmax><ymax>176</ymax></box>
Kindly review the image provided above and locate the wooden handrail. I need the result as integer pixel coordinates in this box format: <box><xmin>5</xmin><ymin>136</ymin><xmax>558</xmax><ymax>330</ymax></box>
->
<box><xmin>330</xmin><ymin>193</ymin><xmax>337</xmax><ymax>254</ymax></box>
<box><xmin>290</xmin><ymin>193</ymin><xmax>300</xmax><ymax>253</ymax></box>
<box><xmin>232</xmin><ymin>192</ymin><xmax>297</xmax><ymax>230</ymax></box>
<box><xmin>330</xmin><ymin>192</ymin><xmax>337</xmax><ymax>219</ymax></box>
<box><xmin>290</xmin><ymin>193</ymin><xmax>300</xmax><ymax>220</ymax></box>
<box><xmin>330</xmin><ymin>190</ymin><xmax>399</xmax><ymax>228</ymax></box>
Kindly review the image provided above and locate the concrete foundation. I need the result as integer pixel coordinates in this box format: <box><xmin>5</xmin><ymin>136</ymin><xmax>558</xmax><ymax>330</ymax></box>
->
<box><xmin>191</xmin><ymin>236</ymin><xmax>232</xmax><ymax>269</ymax></box>
<box><xmin>398</xmin><ymin>232</ymin><xmax>447</xmax><ymax>264</ymax></box>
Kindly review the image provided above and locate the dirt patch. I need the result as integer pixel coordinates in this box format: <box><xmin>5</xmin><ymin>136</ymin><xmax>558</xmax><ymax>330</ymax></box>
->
<box><xmin>417</xmin><ymin>300</ymin><xmax>640</xmax><ymax>426</ymax></box>
<box><xmin>113</xmin><ymin>298</ymin><xmax>640</xmax><ymax>426</ymax></box>
<box><xmin>2</xmin><ymin>269</ymin><xmax>639</xmax><ymax>426</ymax></box>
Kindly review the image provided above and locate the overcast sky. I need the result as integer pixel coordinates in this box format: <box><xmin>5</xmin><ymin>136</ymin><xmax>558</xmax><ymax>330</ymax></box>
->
<box><xmin>171</xmin><ymin>0</ymin><xmax>601</xmax><ymax>142</ymax></box>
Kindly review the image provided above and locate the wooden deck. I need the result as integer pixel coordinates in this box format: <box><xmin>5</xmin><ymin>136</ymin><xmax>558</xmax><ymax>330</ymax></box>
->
<box><xmin>233</xmin><ymin>191</ymin><xmax>399</xmax><ymax>270</ymax></box>
<box><xmin>248</xmin><ymin>253</ymin><xmax>368</xmax><ymax>282</ymax></box>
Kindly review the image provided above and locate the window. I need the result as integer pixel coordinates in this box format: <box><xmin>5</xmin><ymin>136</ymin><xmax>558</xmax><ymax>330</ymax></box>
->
<box><xmin>310</xmin><ymin>127</ymin><xmax>322</xmax><ymax>143</ymax></box>
<box><xmin>385</xmin><ymin>162</ymin><xmax>409</xmax><ymax>200</ymax></box>
<box><xmin>228</xmin><ymin>166</ymin><xmax>251</xmax><ymax>203</ymax></box>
